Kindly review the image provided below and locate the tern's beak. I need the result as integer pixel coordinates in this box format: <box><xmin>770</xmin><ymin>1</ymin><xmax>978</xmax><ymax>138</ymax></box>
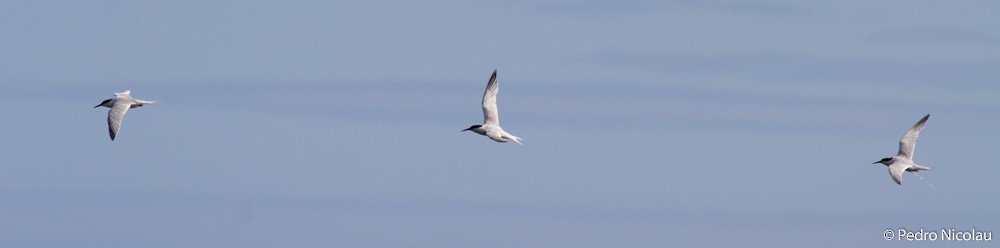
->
<box><xmin>872</xmin><ymin>161</ymin><xmax>880</xmax><ymax>164</ymax></box>
<box><xmin>93</xmin><ymin>104</ymin><xmax>101</xmax><ymax>108</ymax></box>
<box><xmin>461</xmin><ymin>128</ymin><xmax>470</xmax><ymax>132</ymax></box>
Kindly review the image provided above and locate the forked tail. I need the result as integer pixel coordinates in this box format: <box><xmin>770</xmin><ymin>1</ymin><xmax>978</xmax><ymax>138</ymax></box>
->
<box><xmin>508</xmin><ymin>135</ymin><xmax>523</xmax><ymax>145</ymax></box>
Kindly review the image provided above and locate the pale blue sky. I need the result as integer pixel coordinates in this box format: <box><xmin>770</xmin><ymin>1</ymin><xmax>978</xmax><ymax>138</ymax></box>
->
<box><xmin>1</xmin><ymin>0</ymin><xmax>998</xmax><ymax>247</ymax></box>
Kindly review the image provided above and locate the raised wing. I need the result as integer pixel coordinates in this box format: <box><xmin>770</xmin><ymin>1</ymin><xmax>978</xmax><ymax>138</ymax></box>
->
<box><xmin>481</xmin><ymin>69</ymin><xmax>500</xmax><ymax>126</ymax></box>
<box><xmin>114</xmin><ymin>89</ymin><xmax>131</xmax><ymax>98</ymax></box>
<box><xmin>107</xmin><ymin>100</ymin><xmax>131</xmax><ymax>140</ymax></box>
<box><xmin>888</xmin><ymin>162</ymin><xmax>907</xmax><ymax>185</ymax></box>
<box><xmin>897</xmin><ymin>114</ymin><xmax>929</xmax><ymax>159</ymax></box>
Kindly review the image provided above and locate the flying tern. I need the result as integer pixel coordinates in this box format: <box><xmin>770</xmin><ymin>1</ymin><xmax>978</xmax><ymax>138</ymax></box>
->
<box><xmin>94</xmin><ymin>90</ymin><xmax>157</xmax><ymax>140</ymax></box>
<box><xmin>462</xmin><ymin>70</ymin><xmax>523</xmax><ymax>144</ymax></box>
<box><xmin>873</xmin><ymin>114</ymin><xmax>933</xmax><ymax>186</ymax></box>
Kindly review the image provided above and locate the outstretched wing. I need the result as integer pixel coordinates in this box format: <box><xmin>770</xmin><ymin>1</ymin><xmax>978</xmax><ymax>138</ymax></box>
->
<box><xmin>481</xmin><ymin>69</ymin><xmax>500</xmax><ymax>126</ymax></box>
<box><xmin>107</xmin><ymin>100</ymin><xmax>131</xmax><ymax>140</ymax></box>
<box><xmin>897</xmin><ymin>114</ymin><xmax>929</xmax><ymax>159</ymax></box>
<box><xmin>486</xmin><ymin>130</ymin><xmax>507</xmax><ymax>143</ymax></box>
<box><xmin>888</xmin><ymin>162</ymin><xmax>907</xmax><ymax>185</ymax></box>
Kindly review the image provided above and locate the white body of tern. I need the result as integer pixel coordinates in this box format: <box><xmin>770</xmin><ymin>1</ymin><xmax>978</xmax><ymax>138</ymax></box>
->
<box><xmin>873</xmin><ymin>114</ymin><xmax>933</xmax><ymax>186</ymax></box>
<box><xmin>462</xmin><ymin>70</ymin><xmax>523</xmax><ymax>144</ymax></box>
<box><xmin>93</xmin><ymin>90</ymin><xmax>157</xmax><ymax>140</ymax></box>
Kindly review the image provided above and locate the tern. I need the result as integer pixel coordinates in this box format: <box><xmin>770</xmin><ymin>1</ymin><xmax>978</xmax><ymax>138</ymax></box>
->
<box><xmin>93</xmin><ymin>90</ymin><xmax>157</xmax><ymax>140</ymax></box>
<box><xmin>873</xmin><ymin>114</ymin><xmax>933</xmax><ymax>186</ymax></box>
<box><xmin>462</xmin><ymin>70</ymin><xmax>523</xmax><ymax>144</ymax></box>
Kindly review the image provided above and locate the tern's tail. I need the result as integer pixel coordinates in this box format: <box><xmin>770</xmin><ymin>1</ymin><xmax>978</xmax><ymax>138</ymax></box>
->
<box><xmin>507</xmin><ymin>135</ymin><xmax>523</xmax><ymax>145</ymax></box>
<box><xmin>913</xmin><ymin>164</ymin><xmax>932</xmax><ymax>171</ymax></box>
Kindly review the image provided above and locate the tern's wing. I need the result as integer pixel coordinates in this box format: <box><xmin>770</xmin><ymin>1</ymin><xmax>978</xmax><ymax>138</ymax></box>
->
<box><xmin>897</xmin><ymin>114</ymin><xmax>929</xmax><ymax>159</ymax></box>
<box><xmin>107</xmin><ymin>100</ymin><xmax>131</xmax><ymax>140</ymax></box>
<box><xmin>482</xmin><ymin>69</ymin><xmax>500</xmax><ymax>126</ymax></box>
<box><xmin>888</xmin><ymin>162</ymin><xmax>907</xmax><ymax>185</ymax></box>
<box><xmin>485</xmin><ymin>130</ymin><xmax>507</xmax><ymax>143</ymax></box>
<box><xmin>114</xmin><ymin>89</ymin><xmax>132</xmax><ymax>98</ymax></box>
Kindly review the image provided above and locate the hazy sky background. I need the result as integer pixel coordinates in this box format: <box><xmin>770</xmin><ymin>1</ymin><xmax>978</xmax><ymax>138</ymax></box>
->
<box><xmin>1</xmin><ymin>0</ymin><xmax>997</xmax><ymax>247</ymax></box>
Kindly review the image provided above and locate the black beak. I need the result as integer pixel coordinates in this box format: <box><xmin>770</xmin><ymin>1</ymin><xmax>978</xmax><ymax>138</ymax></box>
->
<box><xmin>872</xmin><ymin>161</ymin><xmax>880</xmax><ymax>164</ymax></box>
<box><xmin>95</xmin><ymin>99</ymin><xmax>112</xmax><ymax>108</ymax></box>
<box><xmin>461</xmin><ymin>128</ymin><xmax>469</xmax><ymax>132</ymax></box>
